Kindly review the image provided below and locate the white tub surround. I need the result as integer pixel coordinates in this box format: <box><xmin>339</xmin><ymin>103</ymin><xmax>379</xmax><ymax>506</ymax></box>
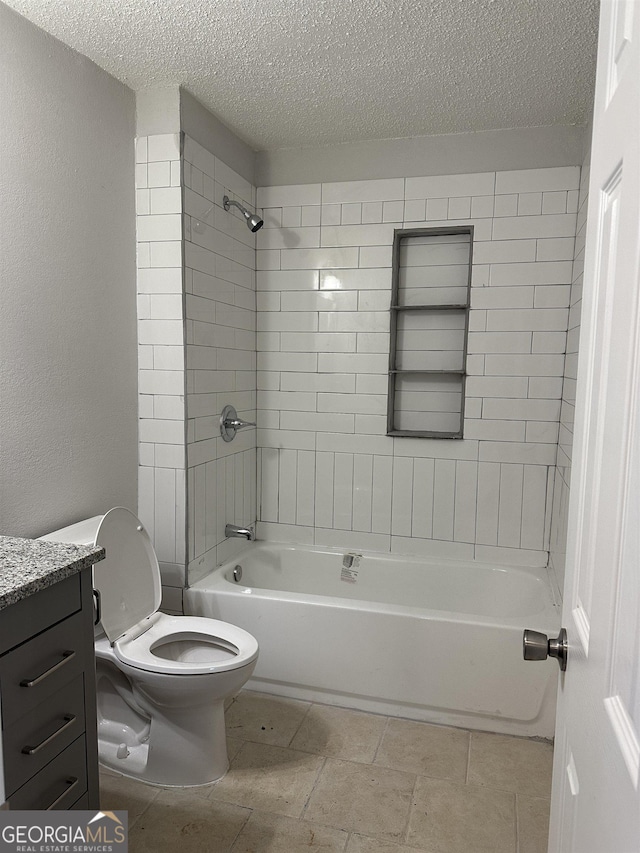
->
<box><xmin>255</xmin><ymin>166</ymin><xmax>580</xmax><ymax>568</ymax></box>
<box><xmin>136</xmin><ymin>130</ymin><xmax>187</xmax><ymax>593</ymax></box>
<box><xmin>185</xmin><ymin>543</ymin><xmax>560</xmax><ymax>738</ymax></box>
<box><xmin>548</xmin><ymin>141</ymin><xmax>591</xmax><ymax>598</ymax></box>
<box><xmin>183</xmin><ymin>134</ymin><xmax>258</xmax><ymax>587</ymax></box>
<box><xmin>135</xmin><ymin>96</ymin><xmax>258</xmax><ymax>596</ymax></box>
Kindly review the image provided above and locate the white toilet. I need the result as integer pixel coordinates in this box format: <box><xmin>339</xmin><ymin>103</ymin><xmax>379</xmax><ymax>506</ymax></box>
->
<box><xmin>40</xmin><ymin>506</ymin><xmax>259</xmax><ymax>786</ymax></box>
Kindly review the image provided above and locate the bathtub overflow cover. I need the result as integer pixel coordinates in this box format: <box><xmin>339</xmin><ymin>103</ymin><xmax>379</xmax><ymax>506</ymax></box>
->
<box><xmin>233</xmin><ymin>565</ymin><xmax>243</xmax><ymax>583</ymax></box>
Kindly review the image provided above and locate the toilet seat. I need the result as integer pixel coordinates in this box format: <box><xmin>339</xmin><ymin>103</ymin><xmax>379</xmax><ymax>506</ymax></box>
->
<box><xmin>113</xmin><ymin>613</ymin><xmax>259</xmax><ymax>676</ymax></box>
<box><xmin>90</xmin><ymin>509</ymin><xmax>259</xmax><ymax>674</ymax></box>
<box><xmin>42</xmin><ymin>507</ymin><xmax>260</xmax><ymax>677</ymax></box>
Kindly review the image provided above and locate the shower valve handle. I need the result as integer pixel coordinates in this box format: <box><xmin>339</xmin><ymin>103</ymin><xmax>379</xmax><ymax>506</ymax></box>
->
<box><xmin>220</xmin><ymin>405</ymin><xmax>256</xmax><ymax>442</ymax></box>
<box><xmin>523</xmin><ymin>628</ymin><xmax>567</xmax><ymax>671</ymax></box>
<box><xmin>225</xmin><ymin>417</ymin><xmax>256</xmax><ymax>430</ymax></box>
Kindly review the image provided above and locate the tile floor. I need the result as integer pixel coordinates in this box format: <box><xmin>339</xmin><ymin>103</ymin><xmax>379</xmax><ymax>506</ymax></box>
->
<box><xmin>99</xmin><ymin>690</ymin><xmax>553</xmax><ymax>853</ymax></box>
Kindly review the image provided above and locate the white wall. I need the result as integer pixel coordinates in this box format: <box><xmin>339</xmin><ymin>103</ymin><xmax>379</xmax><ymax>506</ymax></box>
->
<box><xmin>180</xmin><ymin>88</ymin><xmax>255</xmax><ymax>187</ymax></box>
<box><xmin>136</xmin><ymin>88</ymin><xmax>181</xmax><ymax>137</ymax></box>
<box><xmin>256</xmin><ymin>126</ymin><xmax>586</xmax><ymax>187</ymax></box>
<box><xmin>255</xmin><ymin>167</ymin><xmax>581</xmax><ymax>566</ymax></box>
<box><xmin>0</xmin><ymin>3</ymin><xmax>138</xmax><ymax>537</ymax></box>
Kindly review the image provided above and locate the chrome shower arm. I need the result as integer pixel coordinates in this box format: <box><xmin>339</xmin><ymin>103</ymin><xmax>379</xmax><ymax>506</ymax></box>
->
<box><xmin>224</xmin><ymin>198</ymin><xmax>244</xmax><ymax>214</ymax></box>
<box><xmin>222</xmin><ymin>195</ymin><xmax>264</xmax><ymax>232</ymax></box>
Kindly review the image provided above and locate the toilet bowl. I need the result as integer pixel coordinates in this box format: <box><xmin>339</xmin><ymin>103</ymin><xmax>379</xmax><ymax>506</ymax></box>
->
<box><xmin>40</xmin><ymin>507</ymin><xmax>259</xmax><ymax>786</ymax></box>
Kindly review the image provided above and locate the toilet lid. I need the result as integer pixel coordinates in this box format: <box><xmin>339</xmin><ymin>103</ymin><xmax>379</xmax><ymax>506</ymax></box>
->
<box><xmin>94</xmin><ymin>507</ymin><xmax>161</xmax><ymax>643</ymax></box>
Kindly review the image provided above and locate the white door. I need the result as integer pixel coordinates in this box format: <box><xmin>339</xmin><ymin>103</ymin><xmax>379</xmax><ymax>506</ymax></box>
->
<box><xmin>548</xmin><ymin>0</ymin><xmax>640</xmax><ymax>850</ymax></box>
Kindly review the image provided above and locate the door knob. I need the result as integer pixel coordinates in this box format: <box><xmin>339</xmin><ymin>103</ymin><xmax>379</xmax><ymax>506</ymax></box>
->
<box><xmin>523</xmin><ymin>628</ymin><xmax>567</xmax><ymax>671</ymax></box>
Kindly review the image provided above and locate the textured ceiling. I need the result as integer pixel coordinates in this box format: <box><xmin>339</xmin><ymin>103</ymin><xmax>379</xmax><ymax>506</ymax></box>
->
<box><xmin>4</xmin><ymin>0</ymin><xmax>599</xmax><ymax>151</ymax></box>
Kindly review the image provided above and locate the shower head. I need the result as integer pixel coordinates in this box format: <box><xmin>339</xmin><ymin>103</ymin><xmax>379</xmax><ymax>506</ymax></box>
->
<box><xmin>223</xmin><ymin>195</ymin><xmax>264</xmax><ymax>232</ymax></box>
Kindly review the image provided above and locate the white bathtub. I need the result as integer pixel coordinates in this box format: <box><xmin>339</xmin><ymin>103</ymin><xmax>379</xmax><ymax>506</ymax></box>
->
<box><xmin>184</xmin><ymin>543</ymin><xmax>560</xmax><ymax>738</ymax></box>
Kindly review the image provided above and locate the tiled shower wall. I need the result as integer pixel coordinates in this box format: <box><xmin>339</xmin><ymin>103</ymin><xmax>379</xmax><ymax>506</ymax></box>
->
<box><xmin>135</xmin><ymin>132</ymin><xmax>187</xmax><ymax>598</ymax></box>
<box><xmin>135</xmin><ymin>131</ymin><xmax>257</xmax><ymax>595</ymax></box>
<box><xmin>182</xmin><ymin>135</ymin><xmax>257</xmax><ymax>586</ymax></box>
<box><xmin>548</xmin><ymin>148</ymin><xmax>590</xmax><ymax>594</ymax></box>
<box><xmin>255</xmin><ymin>168</ymin><xmax>580</xmax><ymax>566</ymax></box>
<box><xmin>136</xmin><ymin>148</ymin><xmax>583</xmax><ymax>581</ymax></box>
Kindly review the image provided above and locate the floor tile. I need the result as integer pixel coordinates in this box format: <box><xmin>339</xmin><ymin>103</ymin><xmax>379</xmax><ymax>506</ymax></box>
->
<box><xmin>346</xmin><ymin>834</ymin><xmax>425</xmax><ymax>852</ymax></box>
<box><xmin>99</xmin><ymin>693</ymin><xmax>553</xmax><ymax>853</ymax></box>
<box><xmin>407</xmin><ymin>776</ymin><xmax>516</xmax><ymax>853</ymax></box>
<box><xmin>129</xmin><ymin>788</ymin><xmax>250</xmax><ymax>852</ymax></box>
<box><xmin>99</xmin><ymin>770</ymin><xmax>160</xmax><ymax>828</ymax></box>
<box><xmin>291</xmin><ymin>704</ymin><xmax>387</xmax><ymax>763</ymax></box>
<box><xmin>468</xmin><ymin>732</ymin><xmax>553</xmax><ymax>798</ymax></box>
<box><xmin>374</xmin><ymin>717</ymin><xmax>469</xmax><ymax>782</ymax></box>
<box><xmin>226</xmin><ymin>690</ymin><xmax>311</xmax><ymax>746</ymax></box>
<box><xmin>231</xmin><ymin>809</ymin><xmax>349</xmax><ymax>852</ymax></box>
<box><xmin>517</xmin><ymin>795</ymin><xmax>551</xmax><ymax>853</ymax></box>
<box><xmin>303</xmin><ymin>758</ymin><xmax>415</xmax><ymax>840</ymax></box>
<box><xmin>210</xmin><ymin>741</ymin><xmax>325</xmax><ymax>818</ymax></box>
<box><xmin>227</xmin><ymin>736</ymin><xmax>244</xmax><ymax>763</ymax></box>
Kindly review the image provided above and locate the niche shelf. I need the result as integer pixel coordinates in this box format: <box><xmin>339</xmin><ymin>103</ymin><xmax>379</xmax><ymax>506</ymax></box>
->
<box><xmin>387</xmin><ymin>226</ymin><xmax>473</xmax><ymax>439</ymax></box>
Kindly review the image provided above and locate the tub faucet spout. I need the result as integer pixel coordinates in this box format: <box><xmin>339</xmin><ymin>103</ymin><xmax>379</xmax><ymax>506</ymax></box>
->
<box><xmin>225</xmin><ymin>523</ymin><xmax>254</xmax><ymax>541</ymax></box>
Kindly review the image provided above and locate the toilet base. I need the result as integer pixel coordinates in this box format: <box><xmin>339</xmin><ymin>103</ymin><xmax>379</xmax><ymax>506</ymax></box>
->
<box><xmin>99</xmin><ymin>738</ymin><xmax>150</xmax><ymax>781</ymax></box>
<box><xmin>95</xmin><ymin>629</ymin><xmax>257</xmax><ymax>787</ymax></box>
<box><xmin>98</xmin><ymin>699</ymin><xmax>230</xmax><ymax>786</ymax></box>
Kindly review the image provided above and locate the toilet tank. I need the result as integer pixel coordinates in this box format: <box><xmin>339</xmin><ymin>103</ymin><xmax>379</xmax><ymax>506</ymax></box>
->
<box><xmin>42</xmin><ymin>509</ymin><xmax>161</xmax><ymax>644</ymax></box>
<box><xmin>38</xmin><ymin>516</ymin><xmax>104</xmax><ymax>638</ymax></box>
<box><xmin>39</xmin><ymin>515</ymin><xmax>103</xmax><ymax>546</ymax></box>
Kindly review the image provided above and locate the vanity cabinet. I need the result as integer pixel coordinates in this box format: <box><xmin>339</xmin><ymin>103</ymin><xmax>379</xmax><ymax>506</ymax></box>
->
<box><xmin>0</xmin><ymin>569</ymin><xmax>99</xmax><ymax>810</ymax></box>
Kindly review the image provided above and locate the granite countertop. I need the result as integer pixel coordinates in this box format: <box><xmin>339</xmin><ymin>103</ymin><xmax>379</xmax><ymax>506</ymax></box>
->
<box><xmin>0</xmin><ymin>536</ymin><xmax>105</xmax><ymax>611</ymax></box>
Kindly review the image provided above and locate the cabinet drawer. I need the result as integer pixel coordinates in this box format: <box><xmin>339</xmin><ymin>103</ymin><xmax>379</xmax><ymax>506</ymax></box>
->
<box><xmin>3</xmin><ymin>675</ymin><xmax>86</xmax><ymax>796</ymax></box>
<box><xmin>8</xmin><ymin>735</ymin><xmax>87</xmax><ymax>810</ymax></box>
<box><xmin>0</xmin><ymin>610</ymin><xmax>86</xmax><ymax>728</ymax></box>
<box><xmin>0</xmin><ymin>575</ymin><xmax>81</xmax><ymax>656</ymax></box>
<box><xmin>71</xmin><ymin>793</ymin><xmax>89</xmax><ymax>810</ymax></box>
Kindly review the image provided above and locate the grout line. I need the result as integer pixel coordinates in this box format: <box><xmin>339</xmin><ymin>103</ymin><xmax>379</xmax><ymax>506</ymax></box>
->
<box><xmin>228</xmin><ymin>738</ymin><xmax>247</xmax><ymax>765</ymax></box>
<box><xmin>452</xmin><ymin>457</ymin><xmax>458</xmax><ymax>541</ymax></box>
<box><xmin>286</xmin><ymin>699</ymin><xmax>314</xmax><ymax>748</ymax></box>
<box><xmin>465</xmin><ymin>731</ymin><xmax>472</xmax><ymax>785</ymax></box>
<box><xmin>299</xmin><ymin>755</ymin><xmax>328</xmax><ymax>819</ymax></box>
<box><xmin>402</xmin><ymin>771</ymin><xmax>421</xmax><ymax>846</ymax></box>
<box><xmin>371</xmin><ymin>714</ymin><xmax>391</xmax><ymax>764</ymax></box>
<box><xmin>227</xmin><ymin>806</ymin><xmax>254</xmax><ymax>852</ymax></box>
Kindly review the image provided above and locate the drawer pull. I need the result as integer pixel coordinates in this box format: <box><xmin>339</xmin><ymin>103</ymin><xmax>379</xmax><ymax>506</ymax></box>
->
<box><xmin>93</xmin><ymin>588</ymin><xmax>101</xmax><ymax>627</ymax></box>
<box><xmin>20</xmin><ymin>651</ymin><xmax>76</xmax><ymax>688</ymax></box>
<box><xmin>22</xmin><ymin>714</ymin><xmax>77</xmax><ymax>755</ymax></box>
<box><xmin>46</xmin><ymin>777</ymin><xmax>79</xmax><ymax>810</ymax></box>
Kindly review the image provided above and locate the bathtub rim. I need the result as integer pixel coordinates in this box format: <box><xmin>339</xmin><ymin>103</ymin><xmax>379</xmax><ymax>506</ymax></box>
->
<box><xmin>187</xmin><ymin>540</ymin><xmax>560</xmax><ymax>630</ymax></box>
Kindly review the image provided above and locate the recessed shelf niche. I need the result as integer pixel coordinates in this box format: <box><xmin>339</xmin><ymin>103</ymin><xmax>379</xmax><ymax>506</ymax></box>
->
<box><xmin>387</xmin><ymin>227</ymin><xmax>473</xmax><ymax>438</ymax></box>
